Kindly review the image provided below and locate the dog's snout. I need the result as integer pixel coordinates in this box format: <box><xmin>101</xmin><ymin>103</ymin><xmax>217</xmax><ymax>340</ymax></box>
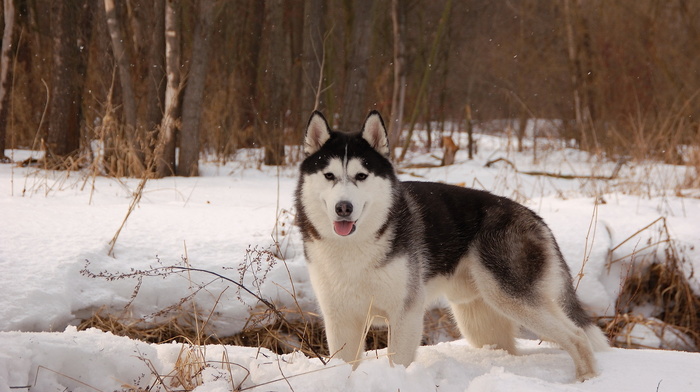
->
<box><xmin>335</xmin><ymin>201</ymin><xmax>353</xmax><ymax>217</ymax></box>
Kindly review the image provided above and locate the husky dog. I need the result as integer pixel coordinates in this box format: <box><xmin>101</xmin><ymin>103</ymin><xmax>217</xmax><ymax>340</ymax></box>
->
<box><xmin>295</xmin><ymin>110</ymin><xmax>608</xmax><ymax>381</ymax></box>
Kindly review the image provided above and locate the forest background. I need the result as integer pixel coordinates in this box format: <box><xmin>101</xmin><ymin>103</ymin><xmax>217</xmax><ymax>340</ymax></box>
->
<box><xmin>0</xmin><ymin>0</ymin><xmax>699</xmax><ymax>178</ymax></box>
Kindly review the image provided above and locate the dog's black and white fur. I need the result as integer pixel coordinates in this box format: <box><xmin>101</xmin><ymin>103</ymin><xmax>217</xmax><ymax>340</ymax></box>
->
<box><xmin>295</xmin><ymin>110</ymin><xmax>608</xmax><ymax>381</ymax></box>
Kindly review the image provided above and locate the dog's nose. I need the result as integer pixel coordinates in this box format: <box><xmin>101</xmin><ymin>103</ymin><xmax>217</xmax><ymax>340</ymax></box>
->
<box><xmin>335</xmin><ymin>201</ymin><xmax>353</xmax><ymax>217</ymax></box>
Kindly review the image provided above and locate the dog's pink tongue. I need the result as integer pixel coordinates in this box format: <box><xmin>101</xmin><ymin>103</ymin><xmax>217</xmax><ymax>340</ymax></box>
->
<box><xmin>333</xmin><ymin>221</ymin><xmax>355</xmax><ymax>236</ymax></box>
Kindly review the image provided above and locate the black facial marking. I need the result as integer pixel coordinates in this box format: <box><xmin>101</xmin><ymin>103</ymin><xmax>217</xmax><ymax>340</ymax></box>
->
<box><xmin>299</xmin><ymin>130</ymin><xmax>395</xmax><ymax>180</ymax></box>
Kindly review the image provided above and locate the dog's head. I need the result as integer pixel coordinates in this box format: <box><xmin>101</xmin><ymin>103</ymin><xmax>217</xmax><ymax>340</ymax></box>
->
<box><xmin>296</xmin><ymin>111</ymin><xmax>397</xmax><ymax>240</ymax></box>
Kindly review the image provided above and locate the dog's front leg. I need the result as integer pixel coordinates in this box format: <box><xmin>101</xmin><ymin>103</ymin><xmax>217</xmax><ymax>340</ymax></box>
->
<box><xmin>324</xmin><ymin>314</ymin><xmax>366</xmax><ymax>367</ymax></box>
<box><xmin>387</xmin><ymin>304</ymin><xmax>424</xmax><ymax>367</ymax></box>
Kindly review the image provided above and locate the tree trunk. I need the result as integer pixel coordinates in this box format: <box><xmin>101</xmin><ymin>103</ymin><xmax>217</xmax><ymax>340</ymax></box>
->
<box><xmin>104</xmin><ymin>0</ymin><xmax>136</xmax><ymax>133</ymax></box>
<box><xmin>466</xmin><ymin>104</ymin><xmax>474</xmax><ymax>160</ymax></box>
<box><xmin>563</xmin><ymin>0</ymin><xmax>587</xmax><ymax>150</ymax></box>
<box><xmin>178</xmin><ymin>0</ymin><xmax>218</xmax><ymax>176</ymax></box>
<box><xmin>515</xmin><ymin>1</ymin><xmax>527</xmax><ymax>154</ymax></box>
<box><xmin>301</xmin><ymin>0</ymin><xmax>326</xmax><ymax>116</ymax></box>
<box><xmin>388</xmin><ymin>0</ymin><xmax>406</xmax><ymax>157</ymax></box>
<box><xmin>104</xmin><ymin>0</ymin><xmax>144</xmax><ymax>173</ymax></box>
<box><xmin>146</xmin><ymin>0</ymin><xmax>165</xmax><ymax>142</ymax></box>
<box><xmin>261</xmin><ymin>0</ymin><xmax>288</xmax><ymax>166</ymax></box>
<box><xmin>288</xmin><ymin>1</ymin><xmax>304</xmax><ymax>140</ymax></box>
<box><xmin>339</xmin><ymin>0</ymin><xmax>374</xmax><ymax>132</ymax></box>
<box><xmin>116</xmin><ymin>0</ymin><xmax>165</xmax><ymax>170</ymax></box>
<box><xmin>399</xmin><ymin>0</ymin><xmax>452</xmax><ymax>162</ymax></box>
<box><xmin>46</xmin><ymin>1</ymin><xmax>91</xmax><ymax>162</ymax></box>
<box><xmin>156</xmin><ymin>0</ymin><xmax>180</xmax><ymax>177</ymax></box>
<box><xmin>517</xmin><ymin>108</ymin><xmax>528</xmax><ymax>153</ymax></box>
<box><xmin>573</xmin><ymin>0</ymin><xmax>597</xmax><ymax>149</ymax></box>
<box><xmin>0</xmin><ymin>0</ymin><xmax>16</xmax><ymax>161</ymax></box>
<box><xmin>232</xmin><ymin>1</ymin><xmax>263</xmax><ymax>146</ymax></box>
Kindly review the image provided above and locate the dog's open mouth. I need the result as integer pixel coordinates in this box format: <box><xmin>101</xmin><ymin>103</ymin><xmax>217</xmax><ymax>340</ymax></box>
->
<box><xmin>333</xmin><ymin>220</ymin><xmax>356</xmax><ymax>236</ymax></box>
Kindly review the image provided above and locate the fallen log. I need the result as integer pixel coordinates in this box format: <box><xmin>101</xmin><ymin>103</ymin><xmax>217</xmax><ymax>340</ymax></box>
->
<box><xmin>484</xmin><ymin>156</ymin><xmax>628</xmax><ymax>180</ymax></box>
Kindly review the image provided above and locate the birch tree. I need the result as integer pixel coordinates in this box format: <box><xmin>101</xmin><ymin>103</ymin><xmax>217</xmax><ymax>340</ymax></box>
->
<box><xmin>156</xmin><ymin>0</ymin><xmax>181</xmax><ymax>177</ymax></box>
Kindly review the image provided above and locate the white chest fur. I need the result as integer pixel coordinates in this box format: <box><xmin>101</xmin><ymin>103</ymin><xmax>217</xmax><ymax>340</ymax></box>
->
<box><xmin>304</xmin><ymin>238</ymin><xmax>413</xmax><ymax>323</ymax></box>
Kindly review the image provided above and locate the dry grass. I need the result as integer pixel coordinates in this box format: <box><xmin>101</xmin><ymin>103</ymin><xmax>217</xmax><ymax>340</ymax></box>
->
<box><xmin>601</xmin><ymin>217</ymin><xmax>700</xmax><ymax>351</ymax></box>
<box><xmin>77</xmin><ymin>282</ymin><xmax>466</xmax><ymax>390</ymax></box>
<box><xmin>77</xmin><ymin>307</ymin><xmax>463</xmax><ymax>392</ymax></box>
<box><xmin>15</xmin><ymin>91</ymin><xmax>156</xmax><ymax>200</ymax></box>
<box><xmin>598</xmin><ymin>87</ymin><xmax>700</xmax><ymax>166</ymax></box>
<box><xmin>78</xmin><ymin>305</ymin><xmax>461</xmax><ymax>360</ymax></box>
<box><xmin>79</xmin><ymin>310</ymin><xmax>207</xmax><ymax>345</ymax></box>
<box><xmin>602</xmin><ymin>258</ymin><xmax>700</xmax><ymax>351</ymax></box>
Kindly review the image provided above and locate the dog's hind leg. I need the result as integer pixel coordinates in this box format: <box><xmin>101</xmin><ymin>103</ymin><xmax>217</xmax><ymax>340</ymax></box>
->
<box><xmin>449</xmin><ymin>298</ymin><xmax>517</xmax><ymax>354</ymax></box>
<box><xmin>479</xmin><ymin>289</ymin><xmax>599</xmax><ymax>381</ymax></box>
<box><xmin>514</xmin><ymin>304</ymin><xmax>597</xmax><ymax>381</ymax></box>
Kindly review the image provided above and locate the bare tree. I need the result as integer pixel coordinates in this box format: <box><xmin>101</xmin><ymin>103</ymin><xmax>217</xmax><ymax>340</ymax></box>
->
<box><xmin>231</xmin><ymin>1</ymin><xmax>264</xmax><ymax>146</ymax></box>
<box><xmin>564</xmin><ymin>0</ymin><xmax>590</xmax><ymax>149</ymax></box>
<box><xmin>146</xmin><ymin>0</ymin><xmax>165</xmax><ymax>140</ymax></box>
<box><xmin>388</xmin><ymin>0</ymin><xmax>407</xmax><ymax>156</ymax></box>
<box><xmin>155</xmin><ymin>0</ymin><xmax>181</xmax><ymax>177</ymax></box>
<box><xmin>339</xmin><ymin>0</ymin><xmax>375</xmax><ymax>132</ymax></box>
<box><xmin>46</xmin><ymin>1</ymin><xmax>92</xmax><ymax>161</ymax></box>
<box><xmin>124</xmin><ymin>1</ymin><xmax>164</xmax><ymax>139</ymax></box>
<box><xmin>260</xmin><ymin>0</ymin><xmax>288</xmax><ymax>166</ymax></box>
<box><xmin>103</xmin><ymin>0</ymin><xmax>136</xmax><ymax>133</ymax></box>
<box><xmin>399</xmin><ymin>0</ymin><xmax>452</xmax><ymax>162</ymax></box>
<box><xmin>288</xmin><ymin>1</ymin><xmax>305</xmax><ymax>140</ymax></box>
<box><xmin>0</xmin><ymin>0</ymin><xmax>16</xmax><ymax>161</ymax></box>
<box><xmin>103</xmin><ymin>0</ymin><xmax>144</xmax><ymax>173</ymax></box>
<box><xmin>178</xmin><ymin>0</ymin><xmax>219</xmax><ymax>176</ymax></box>
<box><xmin>301</xmin><ymin>0</ymin><xmax>327</xmax><ymax>117</ymax></box>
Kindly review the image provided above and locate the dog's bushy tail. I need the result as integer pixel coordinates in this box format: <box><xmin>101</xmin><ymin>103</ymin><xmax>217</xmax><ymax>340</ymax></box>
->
<box><xmin>559</xmin><ymin>267</ymin><xmax>610</xmax><ymax>351</ymax></box>
<box><xmin>584</xmin><ymin>324</ymin><xmax>610</xmax><ymax>351</ymax></box>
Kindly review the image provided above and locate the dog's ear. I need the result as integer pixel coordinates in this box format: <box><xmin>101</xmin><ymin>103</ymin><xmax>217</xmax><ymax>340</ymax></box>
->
<box><xmin>361</xmin><ymin>111</ymin><xmax>390</xmax><ymax>157</ymax></box>
<box><xmin>304</xmin><ymin>111</ymin><xmax>331</xmax><ymax>155</ymax></box>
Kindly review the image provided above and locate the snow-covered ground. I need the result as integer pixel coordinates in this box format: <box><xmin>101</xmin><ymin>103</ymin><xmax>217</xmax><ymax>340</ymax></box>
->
<box><xmin>1</xmin><ymin>131</ymin><xmax>699</xmax><ymax>391</ymax></box>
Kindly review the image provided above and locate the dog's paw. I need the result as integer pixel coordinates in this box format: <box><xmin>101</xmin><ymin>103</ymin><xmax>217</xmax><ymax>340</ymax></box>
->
<box><xmin>576</xmin><ymin>369</ymin><xmax>599</xmax><ymax>382</ymax></box>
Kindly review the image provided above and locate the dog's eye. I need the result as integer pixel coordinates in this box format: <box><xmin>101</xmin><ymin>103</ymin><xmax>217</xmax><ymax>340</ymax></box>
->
<box><xmin>355</xmin><ymin>173</ymin><xmax>368</xmax><ymax>181</ymax></box>
<box><xmin>324</xmin><ymin>173</ymin><xmax>335</xmax><ymax>181</ymax></box>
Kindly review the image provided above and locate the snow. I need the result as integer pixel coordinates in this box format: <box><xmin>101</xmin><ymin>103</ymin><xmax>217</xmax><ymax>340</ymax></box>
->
<box><xmin>1</xmin><ymin>132</ymin><xmax>700</xmax><ymax>391</ymax></box>
<box><xmin>1</xmin><ymin>329</ymin><xmax>698</xmax><ymax>391</ymax></box>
